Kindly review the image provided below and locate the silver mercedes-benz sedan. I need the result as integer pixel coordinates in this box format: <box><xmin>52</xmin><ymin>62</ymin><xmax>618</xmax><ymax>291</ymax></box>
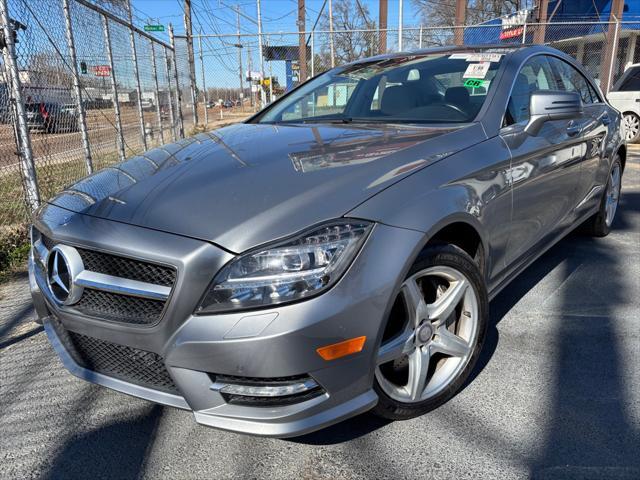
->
<box><xmin>29</xmin><ymin>45</ymin><xmax>625</xmax><ymax>437</ymax></box>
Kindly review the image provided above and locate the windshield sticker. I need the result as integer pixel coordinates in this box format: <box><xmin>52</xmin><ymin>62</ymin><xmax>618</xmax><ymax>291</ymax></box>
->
<box><xmin>463</xmin><ymin>78</ymin><xmax>486</xmax><ymax>88</ymax></box>
<box><xmin>463</xmin><ymin>62</ymin><xmax>490</xmax><ymax>79</ymax></box>
<box><xmin>465</xmin><ymin>53</ymin><xmax>503</xmax><ymax>63</ymax></box>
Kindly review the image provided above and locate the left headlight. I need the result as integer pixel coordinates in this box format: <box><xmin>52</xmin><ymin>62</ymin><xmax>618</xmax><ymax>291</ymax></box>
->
<box><xmin>197</xmin><ymin>220</ymin><xmax>373</xmax><ymax>314</ymax></box>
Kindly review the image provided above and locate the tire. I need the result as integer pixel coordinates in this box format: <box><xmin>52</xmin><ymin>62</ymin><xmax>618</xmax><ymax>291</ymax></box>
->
<box><xmin>372</xmin><ymin>243</ymin><xmax>489</xmax><ymax>420</ymax></box>
<box><xmin>582</xmin><ymin>155</ymin><xmax>622</xmax><ymax>237</ymax></box>
<box><xmin>623</xmin><ymin>112</ymin><xmax>640</xmax><ymax>143</ymax></box>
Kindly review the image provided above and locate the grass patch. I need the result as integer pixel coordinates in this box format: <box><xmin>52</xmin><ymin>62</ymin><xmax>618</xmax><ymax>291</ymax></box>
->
<box><xmin>0</xmin><ymin>223</ymin><xmax>30</xmax><ymax>282</ymax></box>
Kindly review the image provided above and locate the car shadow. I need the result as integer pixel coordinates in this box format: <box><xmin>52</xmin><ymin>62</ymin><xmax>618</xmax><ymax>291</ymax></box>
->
<box><xmin>293</xmin><ymin>186</ymin><xmax>638</xmax><ymax>447</ymax></box>
<box><xmin>41</xmin><ymin>404</ymin><xmax>164</xmax><ymax>480</ymax></box>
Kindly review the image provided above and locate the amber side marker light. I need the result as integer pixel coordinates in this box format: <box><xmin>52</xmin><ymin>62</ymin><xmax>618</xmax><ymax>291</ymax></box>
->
<box><xmin>316</xmin><ymin>336</ymin><xmax>366</xmax><ymax>361</ymax></box>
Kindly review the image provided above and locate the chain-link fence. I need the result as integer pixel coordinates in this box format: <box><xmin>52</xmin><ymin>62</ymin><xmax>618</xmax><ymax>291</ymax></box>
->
<box><xmin>0</xmin><ymin>0</ymin><xmax>179</xmax><ymax>250</ymax></box>
<box><xmin>1</xmin><ymin>4</ymin><xmax>639</xmax><ymax>272</ymax></box>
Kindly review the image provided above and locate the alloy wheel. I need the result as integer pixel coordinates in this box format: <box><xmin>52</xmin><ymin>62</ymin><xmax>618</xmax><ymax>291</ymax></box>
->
<box><xmin>375</xmin><ymin>266</ymin><xmax>480</xmax><ymax>403</ymax></box>
<box><xmin>605</xmin><ymin>162</ymin><xmax>621</xmax><ymax>227</ymax></box>
<box><xmin>623</xmin><ymin>113</ymin><xmax>640</xmax><ymax>142</ymax></box>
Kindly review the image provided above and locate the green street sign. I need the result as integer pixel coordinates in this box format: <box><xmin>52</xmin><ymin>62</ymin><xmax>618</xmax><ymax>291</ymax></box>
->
<box><xmin>144</xmin><ymin>25</ymin><xmax>165</xmax><ymax>32</ymax></box>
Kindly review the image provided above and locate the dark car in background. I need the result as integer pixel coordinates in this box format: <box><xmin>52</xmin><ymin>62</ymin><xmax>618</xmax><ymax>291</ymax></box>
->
<box><xmin>30</xmin><ymin>45</ymin><xmax>625</xmax><ymax>437</ymax></box>
<box><xmin>25</xmin><ymin>102</ymin><xmax>79</xmax><ymax>133</ymax></box>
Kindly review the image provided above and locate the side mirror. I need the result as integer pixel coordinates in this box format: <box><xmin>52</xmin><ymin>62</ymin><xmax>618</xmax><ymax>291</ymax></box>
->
<box><xmin>524</xmin><ymin>90</ymin><xmax>583</xmax><ymax>136</ymax></box>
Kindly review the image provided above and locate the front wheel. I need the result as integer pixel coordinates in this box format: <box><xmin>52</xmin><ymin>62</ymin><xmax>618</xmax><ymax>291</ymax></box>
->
<box><xmin>372</xmin><ymin>244</ymin><xmax>488</xmax><ymax>420</ymax></box>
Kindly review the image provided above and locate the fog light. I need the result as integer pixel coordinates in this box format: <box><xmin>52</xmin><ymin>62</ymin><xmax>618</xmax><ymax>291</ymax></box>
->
<box><xmin>210</xmin><ymin>377</ymin><xmax>319</xmax><ymax>397</ymax></box>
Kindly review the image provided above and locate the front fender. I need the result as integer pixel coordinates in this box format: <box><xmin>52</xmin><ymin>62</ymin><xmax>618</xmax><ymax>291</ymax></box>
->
<box><xmin>347</xmin><ymin>136</ymin><xmax>513</xmax><ymax>281</ymax></box>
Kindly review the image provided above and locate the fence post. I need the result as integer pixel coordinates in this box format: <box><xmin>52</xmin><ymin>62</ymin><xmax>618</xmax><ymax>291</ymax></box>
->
<box><xmin>164</xmin><ymin>46</ymin><xmax>177</xmax><ymax>142</ymax></box>
<box><xmin>1</xmin><ymin>0</ymin><xmax>40</xmax><ymax>211</ymax></box>
<box><xmin>310</xmin><ymin>30</ymin><xmax>315</xmax><ymax>77</ymax></box>
<box><xmin>102</xmin><ymin>14</ymin><xmax>126</xmax><ymax>162</ymax></box>
<box><xmin>419</xmin><ymin>25</ymin><xmax>423</xmax><ymax>49</ymax></box>
<box><xmin>522</xmin><ymin>22</ymin><xmax>527</xmax><ymax>44</ymax></box>
<box><xmin>169</xmin><ymin>24</ymin><xmax>185</xmax><ymax>138</ymax></box>
<box><xmin>62</xmin><ymin>0</ymin><xmax>93</xmax><ymax>175</ymax></box>
<box><xmin>126</xmin><ymin>0</ymin><xmax>147</xmax><ymax>150</ymax></box>
<box><xmin>198</xmin><ymin>34</ymin><xmax>208</xmax><ymax>127</ymax></box>
<box><xmin>150</xmin><ymin>42</ymin><xmax>165</xmax><ymax>144</ymax></box>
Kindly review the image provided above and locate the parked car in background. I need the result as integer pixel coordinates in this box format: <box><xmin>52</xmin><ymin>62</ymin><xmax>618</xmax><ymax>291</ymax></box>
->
<box><xmin>30</xmin><ymin>45</ymin><xmax>625</xmax><ymax>438</ymax></box>
<box><xmin>140</xmin><ymin>99</ymin><xmax>154</xmax><ymax>111</ymax></box>
<box><xmin>223</xmin><ymin>100</ymin><xmax>234</xmax><ymax>108</ymax></box>
<box><xmin>25</xmin><ymin>102</ymin><xmax>78</xmax><ymax>133</ymax></box>
<box><xmin>607</xmin><ymin>63</ymin><xmax>640</xmax><ymax>143</ymax></box>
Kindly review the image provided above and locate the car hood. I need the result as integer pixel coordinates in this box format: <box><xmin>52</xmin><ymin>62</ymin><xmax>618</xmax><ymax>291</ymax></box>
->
<box><xmin>48</xmin><ymin>122</ymin><xmax>485</xmax><ymax>253</ymax></box>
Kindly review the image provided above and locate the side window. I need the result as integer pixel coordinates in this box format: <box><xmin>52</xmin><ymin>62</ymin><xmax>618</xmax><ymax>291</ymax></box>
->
<box><xmin>549</xmin><ymin>57</ymin><xmax>597</xmax><ymax>104</ymax></box>
<box><xmin>506</xmin><ymin>56</ymin><xmax>557</xmax><ymax>125</ymax></box>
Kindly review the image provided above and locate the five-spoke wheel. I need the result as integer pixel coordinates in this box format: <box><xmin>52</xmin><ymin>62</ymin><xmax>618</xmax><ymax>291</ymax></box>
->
<box><xmin>373</xmin><ymin>244</ymin><xmax>488</xmax><ymax>420</ymax></box>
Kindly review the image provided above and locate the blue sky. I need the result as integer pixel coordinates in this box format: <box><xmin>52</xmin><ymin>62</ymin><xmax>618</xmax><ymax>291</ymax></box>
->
<box><xmin>131</xmin><ymin>1</ymin><xmax>414</xmax><ymax>89</ymax></box>
<box><xmin>132</xmin><ymin>0</ymin><xmax>408</xmax><ymax>38</ymax></box>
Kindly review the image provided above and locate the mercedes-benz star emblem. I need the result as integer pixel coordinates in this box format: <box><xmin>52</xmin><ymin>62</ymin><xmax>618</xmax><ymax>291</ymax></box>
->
<box><xmin>46</xmin><ymin>245</ymin><xmax>84</xmax><ymax>305</ymax></box>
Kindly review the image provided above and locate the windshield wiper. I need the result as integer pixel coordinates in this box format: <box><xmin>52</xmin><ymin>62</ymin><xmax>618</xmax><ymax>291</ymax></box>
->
<box><xmin>300</xmin><ymin>116</ymin><xmax>352</xmax><ymax>124</ymax></box>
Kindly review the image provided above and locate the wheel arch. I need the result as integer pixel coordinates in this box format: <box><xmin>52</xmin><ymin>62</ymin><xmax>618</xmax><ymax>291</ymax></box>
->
<box><xmin>417</xmin><ymin>215</ymin><xmax>489</xmax><ymax>281</ymax></box>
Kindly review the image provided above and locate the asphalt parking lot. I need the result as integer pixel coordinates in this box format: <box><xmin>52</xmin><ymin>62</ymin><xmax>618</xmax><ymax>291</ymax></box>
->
<box><xmin>1</xmin><ymin>149</ymin><xmax>638</xmax><ymax>480</ymax></box>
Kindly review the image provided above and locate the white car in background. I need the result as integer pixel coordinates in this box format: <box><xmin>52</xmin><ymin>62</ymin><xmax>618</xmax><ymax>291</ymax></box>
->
<box><xmin>607</xmin><ymin>63</ymin><xmax>640</xmax><ymax>143</ymax></box>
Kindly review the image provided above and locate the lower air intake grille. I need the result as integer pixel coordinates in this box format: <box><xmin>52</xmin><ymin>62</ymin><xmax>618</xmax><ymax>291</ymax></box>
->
<box><xmin>61</xmin><ymin>326</ymin><xmax>179</xmax><ymax>395</ymax></box>
<box><xmin>74</xmin><ymin>288</ymin><xmax>165</xmax><ymax>325</ymax></box>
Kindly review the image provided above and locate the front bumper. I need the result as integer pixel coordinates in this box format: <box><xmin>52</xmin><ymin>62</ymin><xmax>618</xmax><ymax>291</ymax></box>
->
<box><xmin>30</xmin><ymin>206</ymin><xmax>424</xmax><ymax>437</ymax></box>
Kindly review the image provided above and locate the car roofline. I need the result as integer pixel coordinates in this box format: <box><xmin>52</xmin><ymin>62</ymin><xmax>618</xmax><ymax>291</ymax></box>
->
<box><xmin>342</xmin><ymin>44</ymin><xmax>557</xmax><ymax>67</ymax></box>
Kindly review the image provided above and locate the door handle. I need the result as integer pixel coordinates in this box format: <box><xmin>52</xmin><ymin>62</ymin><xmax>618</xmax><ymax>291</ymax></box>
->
<box><xmin>600</xmin><ymin>113</ymin><xmax>611</xmax><ymax>125</ymax></box>
<box><xmin>566</xmin><ymin>123</ymin><xmax>582</xmax><ymax>136</ymax></box>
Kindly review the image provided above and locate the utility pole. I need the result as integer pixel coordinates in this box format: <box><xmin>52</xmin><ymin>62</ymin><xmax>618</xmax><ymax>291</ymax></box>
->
<box><xmin>533</xmin><ymin>0</ymin><xmax>549</xmax><ymax>44</ymax></box>
<box><xmin>247</xmin><ymin>43</ymin><xmax>254</xmax><ymax>108</ymax></box>
<box><xmin>398</xmin><ymin>0</ymin><xmax>403</xmax><ymax>51</ymax></box>
<box><xmin>256</xmin><ymin>0</ymin><xmax>265</xmax><ymax>107</ymax></box>
<box><xmin>454</xmin><ymin>0</ymin><xmax>466</xmax><ymax>46</ymax></box>
<box><xmin>236</xmin><ymin>6</ymin><xmax>244</xmax><ymax>110</ymax></box>
<box><xmin>184</xmin><ymin>0</ymin><xmax>199</xmax><ymax>124</ymax></box>
<box><xmin>328</xmin><ymin>0</ymin><xmax>335</xmax><ymax>68</ymax></box>
<box><xmin>601</xmin><ymin>0</ymin><xmax>624</xmax><ymax>93</ymax></box>
<box><xmin>298</xmin><ymin>0</ymin><xmax>307</xmax><ymax>83</ymax></box>
<box><xmin>379</xmin><ymin>0</ymin><xmax>387</xmax><ymax>54</ymax></box>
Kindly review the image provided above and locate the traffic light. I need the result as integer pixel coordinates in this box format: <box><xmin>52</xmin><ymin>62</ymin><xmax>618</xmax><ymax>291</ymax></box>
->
<box><xmin>80</xmin><ymin>61</ymin><xmax>87</xmax><ymax>74</ymax></box>
<box><xmin>0</xmin><ymin>19</ymin><xmax>25</xmax><ymax>50</ymax></box>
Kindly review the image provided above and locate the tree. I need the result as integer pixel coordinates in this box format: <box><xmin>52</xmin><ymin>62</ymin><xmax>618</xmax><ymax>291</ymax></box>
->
<box><xmin>317</xmin><ymin>0</ymin><xmax>377</xmax><ymax>67</ymax></box>
<box><xmin>412</xmin><ymin>0</ymin><xmax>523</xmax><ymax>27</ymax></box>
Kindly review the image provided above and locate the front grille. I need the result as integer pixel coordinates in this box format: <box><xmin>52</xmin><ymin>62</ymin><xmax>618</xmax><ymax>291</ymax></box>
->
<box><xmin>74</xmin><ymin>288</ymin><xmax>165</xmax><ymax>325</ymax></box>
<box><xmin>37</xmin><ymin>232</ymin><xmax>176</xmax><ymax>326</ymax></box>
<box><xmin>76</xmin><ymin>248</ymin><xmax>175</xmax><ymax>287</ymax></box>
<box><xmin>54</xmin><ymin>321</ymin><xmax>180</xmax><ymax>395</ymax></box>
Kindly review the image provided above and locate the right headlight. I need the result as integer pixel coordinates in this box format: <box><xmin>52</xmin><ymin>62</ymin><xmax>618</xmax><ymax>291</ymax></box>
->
<box><xmin>197</xmin><ymin>220</ymin><xmax>372</xmax><ymax>314</ymax></box>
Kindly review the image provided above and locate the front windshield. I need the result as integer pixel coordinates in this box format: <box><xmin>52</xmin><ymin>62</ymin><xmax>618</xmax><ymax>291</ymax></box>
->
<box><xmin>255</xmin><ymin>52</ymin><xmax>504</xmax><ymax>125</ymax></box>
